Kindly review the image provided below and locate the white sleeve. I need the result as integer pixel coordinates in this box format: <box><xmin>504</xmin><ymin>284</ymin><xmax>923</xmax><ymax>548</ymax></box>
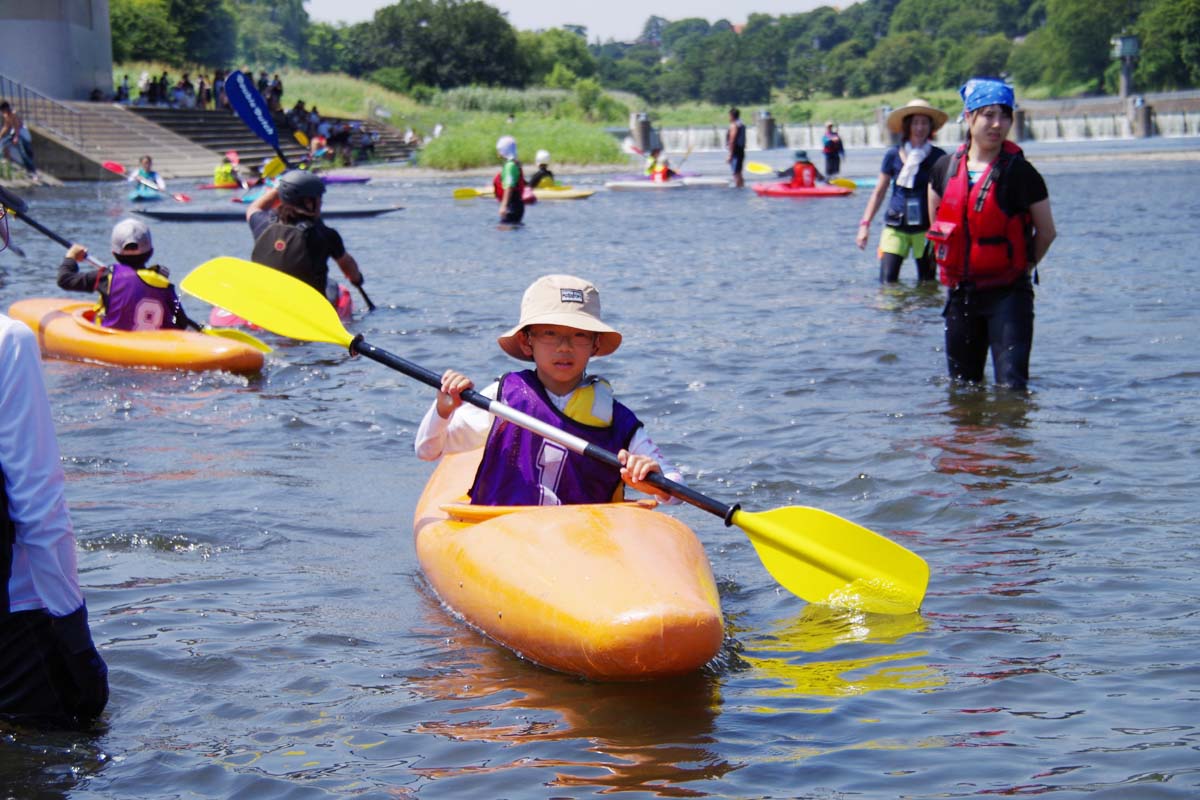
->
<box><xmin>413</xmin><ymin>381</ymin><xmax>497</xmax><ymax>461</ymax></box>
<box><xmin>0</xmin><ymin>317</ymin><xmax>84</xmax><ymax>617</ymax></box>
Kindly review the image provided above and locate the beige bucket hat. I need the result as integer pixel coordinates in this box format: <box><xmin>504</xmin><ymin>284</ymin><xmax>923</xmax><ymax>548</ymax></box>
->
<box><xmin>498</xmin><ymin>274</ymin><xmax>622</xmax><ymax>360</ymax></box>
<box><xmin>886</xmin><ymin>98</ymin><xmax>949</xmax><ymax>134</ymax></box>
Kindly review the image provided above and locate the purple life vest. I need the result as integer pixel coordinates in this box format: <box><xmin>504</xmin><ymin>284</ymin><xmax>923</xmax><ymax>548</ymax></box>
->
<box><xmin>101</xmin><ymin>263</ymin><xmax>185</xmax><ymax>331</ymax></box>
<box><xmin>469</xmin><ymin>370</ymin><xmax>643</xmax><ymax>506</ymax></box>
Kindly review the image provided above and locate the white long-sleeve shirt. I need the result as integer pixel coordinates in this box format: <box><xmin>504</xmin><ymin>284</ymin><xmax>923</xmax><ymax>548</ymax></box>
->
<box><xmin>414</xmin><ymin>378</ymin><xmax>683</xmax><ymax>501</ymax></box>
<box><xmin>0</xmin><ymin>315</ymin><xmax>84</xmax><ymax>617</ymax></box>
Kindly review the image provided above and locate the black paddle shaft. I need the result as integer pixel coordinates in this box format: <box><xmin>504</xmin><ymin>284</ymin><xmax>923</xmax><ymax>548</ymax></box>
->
<box><xmin>349</xmin><ymin>335</ymin><xmax>739</xmax><ymax>524</ymax></box>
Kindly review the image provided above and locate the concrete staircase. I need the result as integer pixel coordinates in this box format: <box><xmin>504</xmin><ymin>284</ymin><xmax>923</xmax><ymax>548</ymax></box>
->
<box><xmin>128</xmin><ymin>106</ymin><xmax>415</xmax><ymax>170</ymax></box>
<box><xmin>61</xmin><ymin>102</ymin><xmax>221</xmax><ymax>178</ymax></box>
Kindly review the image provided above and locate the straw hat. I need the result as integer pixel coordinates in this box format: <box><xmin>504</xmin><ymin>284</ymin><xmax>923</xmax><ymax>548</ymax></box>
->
<box><xmin>886</xmin><ymin>99</ymin><xmax>949</xmax><ymax>135</ymax></box>
<box><xmin>498</xmin><ymin>274</ymin><xmax>622</xmax><ymax>361</ymax></box>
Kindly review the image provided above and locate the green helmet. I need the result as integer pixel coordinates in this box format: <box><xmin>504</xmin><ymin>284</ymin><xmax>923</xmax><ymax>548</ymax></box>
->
<box><xmin>276</xmin><ymin>170</ymin><xmax>325</xmax><ymax>204</ymax></box>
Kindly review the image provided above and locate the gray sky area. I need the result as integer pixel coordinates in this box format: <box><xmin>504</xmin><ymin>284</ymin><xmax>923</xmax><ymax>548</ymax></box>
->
<box><xmin>304</xmin><ymin>0</ymin><xmax>832</xmax><ymax>43</ymax></box>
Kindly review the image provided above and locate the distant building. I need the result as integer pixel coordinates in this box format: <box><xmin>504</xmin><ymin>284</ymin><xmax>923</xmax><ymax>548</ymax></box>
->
<box><xmin>0</xmin><ymin>0</ymin><xmax>113</xmax><ymax>100</ymax></box>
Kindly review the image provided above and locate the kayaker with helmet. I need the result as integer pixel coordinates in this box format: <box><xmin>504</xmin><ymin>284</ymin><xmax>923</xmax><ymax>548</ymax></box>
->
<box><xmin>776</xmin><ymin>151</ymin><xmax>826</xmax><ymax>188</ymax></box>
<box><xmin>529</xmin><ymin>150</ymin><xmax>555</xmax><ymax>189</ymax></box>
<box><xmin>856</xmin><ymin>98</ymin><xmax>949</xmax><ymax>283</ymax></box>
<box><xmin>493</xmin><ymin>135</ymin><xmax>526</xmax><ymax>224</ymax></box>
<box><xmin>927</xmin><ymin>78</ymin><xmax>1057</xmax><ymax>391</ymax></box>
<box><xmin>245</xmin><ymin>169</ymin><xmax>365</xmax><ymax>305</ymax></box>
<box><xmin>56</xmin><ymin>218</ymin><xmax>188</xmax><ymax>331</ymax></box>
<box><xmin>0</xmin><ymin>311</ymin><xmax>109</xmax><ymax>722</ymax></box>
<box><xmin>415</xmin><ymin>274</ymin><xmax>682</xmax><ymax>506</ymax></box>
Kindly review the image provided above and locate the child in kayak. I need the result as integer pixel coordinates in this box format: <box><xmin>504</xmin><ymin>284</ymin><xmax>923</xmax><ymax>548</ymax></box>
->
<box><xmin>415</xmin><ymin>274</ymin><xmax>681</xmax><ymax>506</ymax></box>
<box><xmin>528</xmin><ymin>149</ymin><xmax>554</xmax><ymax>188</ymax></box>
<box><xmin>245</xmin><ymin>169</ymin><xmax>365</xmax><ymax>305</ymax></box>
<box><xmin>129</xmin><ymin>154</ymin><xmax>166</xmax><ymax>195</ymax></box>
<box><xmin>57</xmin><ymin>218</ymin><xmax>188</xmax><ymax>331</ymax></box>
<box><xmin>776</xmin><ymin>150</ymin><xmax>826</xmax><ymax>188</ymax></box>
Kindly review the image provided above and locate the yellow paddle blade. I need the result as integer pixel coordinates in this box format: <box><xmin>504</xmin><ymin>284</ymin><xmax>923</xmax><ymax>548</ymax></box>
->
<box><xmin>745</xmin><ymin>161</ymin><xmax>774</xmax><ymax>175</ymax></box>
<box><xmin>452</xmin><ymin>187</ymin><xmax>486</xmax><ymax>199</ymax></box>
<box><xmin>180</xmin><ymin>257</ymin><xmax>355</xmax><ymax>348</ymax></box>
<box><xmin>201</xmin><ymin>326</ymin><xmax>272</xmax><ymax>353</ymax></box>
<box><xmin>262</xmin><ymin>157</ymin><xmax>286</xmax><ymax>179</ymax></box>
<box><xmin>293</xmin><ymin>130</ymin><xmax>309</xmax><ymax>147</ymax></box>
<box><xmin>831</xmin><ymin>178</ymin><xmax>857</xmax><ymax>189</ymax></box>
<box><xmin>733</xmin><ymin>506</ymin><xmax>929</xmax><ymax>615</ymax></box>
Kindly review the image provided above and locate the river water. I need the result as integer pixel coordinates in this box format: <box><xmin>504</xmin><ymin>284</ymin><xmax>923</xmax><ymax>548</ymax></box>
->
<box><xmin>1</xmin><ymin>139</ymin><xmax>1198</xmax><ymax>799</ymax></box>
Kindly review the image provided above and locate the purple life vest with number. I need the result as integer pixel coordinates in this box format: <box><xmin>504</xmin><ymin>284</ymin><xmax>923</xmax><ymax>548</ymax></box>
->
<box><xmin>101</xmin><ymin>263</ymin><xmax>185</xmax><ymax>331</ymax></box>
<box><xmin>469</xmin><ymin>370</ymin><xmax>643</xmax><ymax>507</ymax></box>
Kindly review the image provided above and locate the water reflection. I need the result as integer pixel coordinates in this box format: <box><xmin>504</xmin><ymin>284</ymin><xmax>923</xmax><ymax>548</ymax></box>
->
<box><xmin>407</xmin><ymin>629</ymin><xmax>735</xmax><ymax>797</ymax></box>
<box><xmin>739</xmin><ymin>605</ymin><xmax>942</xmax><ymax>708</ymax></box>
<box><xmin>0</xmin><ymin>722</ymin><xmax>110</xmax><ymax>799</ymax></box>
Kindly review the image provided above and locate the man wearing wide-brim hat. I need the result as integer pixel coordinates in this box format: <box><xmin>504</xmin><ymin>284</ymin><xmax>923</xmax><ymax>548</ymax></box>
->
<box><xmin>857</xmin><ymin>99</ymin><xmax>950</xmax><ymax>283</ymax></box>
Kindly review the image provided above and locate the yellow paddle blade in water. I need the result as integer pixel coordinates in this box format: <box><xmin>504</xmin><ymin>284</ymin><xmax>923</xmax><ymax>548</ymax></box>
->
<box><xmin>452</xmin><ymin>187</ymin><xmax>487</xmax><ymax>199</ymax></box>
<box><xmin>830</xmin><ymin>178</ymin><xmax>857</xmax><ymax>189</ymax></box>
<box><xmin>732</xmin><ymin>506</ymin><xmax>929</xmax><ymax>615</ymax></box>
<box><xmin>745</xmin><ymin>161</ymin><xmax>775</xmax><ymax>175</ymax></box>
<box><xmin>181</xmin><ymin>257</ymin><xmax>354</xmax><ymax>347</ymax></box>
<box><xmin>200</xmin><ymin>326</ymin><xmax>272</xmax><ymax>353</ymax></box>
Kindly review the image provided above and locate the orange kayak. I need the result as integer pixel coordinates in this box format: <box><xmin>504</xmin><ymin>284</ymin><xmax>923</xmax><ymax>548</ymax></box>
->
<box><xmin>413</xmin><ymin>449</ymin><xmax>724</xmax><ymax>680</ymax></box>
<box><xmin>8</xmin><ymin>298</ymin><xmax>264</xmax><ymax>374</ymax></box>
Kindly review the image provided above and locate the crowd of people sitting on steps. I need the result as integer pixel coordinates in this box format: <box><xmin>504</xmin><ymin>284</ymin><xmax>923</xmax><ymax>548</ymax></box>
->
<box><xmin>82</xmin><ymin>68</ymin><xmax>386</xmax><ymax>168</ymax></box>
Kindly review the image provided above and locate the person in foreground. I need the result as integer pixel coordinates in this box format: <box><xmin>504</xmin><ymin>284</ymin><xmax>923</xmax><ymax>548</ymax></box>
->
<box><xmin>57</xmin><ymin>218</ymin><xmax>188</xmax><ymax>331</ymax></box>
<box><xmin>927</xmin><ymin>78</ymin><xmax>1057</xmax><ymax>391</ymax></box>
<box><xmin>493</xmin><ymin>135</ymin><xmax>526</xmax><ymax>224</ymax></box>
<box><xmin>528</xmin><ymin>149</ymin><xmax>555</xmax><ymax>189</ymax></box>
<box><xmin>415</xmin><ymin>274</ymin><xmax>682</xmax><ymax>506</ymax></box>
<box><xmin>776</xmin><ymin>150</ymin><xmax>826</xmax><ymax>188</ymax></box>
<box><xmin>246</xmin><ymin>169</ymin><xmax>365</xmax><ymax>305</ymax></box>
<box><xmin>0</xmin><ymin>312</ymin><xmax>109</xmax><ymax>723</ymax></box>
<box><xmin>857</xmin><ymin>99</ymin><xmax>949</xmax><ymax>283</ymax></box>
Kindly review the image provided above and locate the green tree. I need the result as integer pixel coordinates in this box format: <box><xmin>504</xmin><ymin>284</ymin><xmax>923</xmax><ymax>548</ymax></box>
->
<box><xmin>168</xmin><ymin>0</ymin><xmax>237</xmax><ymax>65</ymax></box>
<box><xmin>520</xmin><ymin>28</ymin><xmax>596</xmax><ymax>85</ymax></box>
<box><xmin>863</xmin><ymin>33</ymin><xmax>934</xmax><ymax>92</ymax></box>
<box><xmin>231</xmin><ymin>0</ymin><xmax>309</xmax><ymax>65</ymax></box>
<box><xmin>1135</xmin><ymin>0</ymin><xmax>1200</xmax><ymax>88</ymax></box>
<box><xmin>304</xmin><ymin>22</ymin><xmax>347</xmax><ymax>72</ymax></box>
<box><xmin>110</xmin><ymin>0</ymin><xmax>184</xmax><ymax>64</ymax></box>
<box><xmin>369</xmin><ymin>0</ymin><xmax>525</xmax><ymax>88</ymax></box>
<box><xmin>1044</xmin><ymin>0</ymin><xmax>1139</xmax><ymax>90</ymax></box>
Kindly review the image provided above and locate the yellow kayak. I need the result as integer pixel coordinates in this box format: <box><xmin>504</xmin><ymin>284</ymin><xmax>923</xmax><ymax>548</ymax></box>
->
<box><xmin>8</xmin><ymin>298</ymin><xmax>264</xmax><ymax>374</ymax></box>
<box><xmin>532</xmin><ymin>187</ymin><xmax>595</xmax><ymax>200</ymax></box>
<box><xmin>413</xmin><ymin>449</ymin><xmax>724</xmax><ymax>680</ymax></box>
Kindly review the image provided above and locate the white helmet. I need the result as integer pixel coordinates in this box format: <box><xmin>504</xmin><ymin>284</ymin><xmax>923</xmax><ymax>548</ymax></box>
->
<box><xmin>535</xmin><ymin>149</ymin><xmax>551</xmax><ymax>165</ymax></box>
<box><xmin>496</xmin><ymin>135</ymin><xmax>517</xmax><ymax>160</ymax></box>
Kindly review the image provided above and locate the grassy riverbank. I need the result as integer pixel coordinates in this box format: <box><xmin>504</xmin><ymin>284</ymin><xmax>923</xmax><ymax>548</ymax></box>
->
<box><xmin>113</xmin><ymin>63</ymin><xmax>1093</xmax><ymax>170</ymax></box>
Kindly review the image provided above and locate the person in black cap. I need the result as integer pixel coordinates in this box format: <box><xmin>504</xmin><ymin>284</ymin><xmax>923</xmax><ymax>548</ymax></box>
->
<box><xmin>776</xmin><ymin>150</ymin><xmax>826</xmax><ymax>188</ymax></box>
<box><xmin>245</xmin><ymin>170</ymin><xmax>365</xmax><ymax>305</ymax></box>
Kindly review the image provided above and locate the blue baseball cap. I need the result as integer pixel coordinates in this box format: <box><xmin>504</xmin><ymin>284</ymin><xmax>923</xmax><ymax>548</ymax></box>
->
<box><xmin>960</xmin><ymin>78</ymin><xmax>1015</xmax><ymax>114</ymax></box>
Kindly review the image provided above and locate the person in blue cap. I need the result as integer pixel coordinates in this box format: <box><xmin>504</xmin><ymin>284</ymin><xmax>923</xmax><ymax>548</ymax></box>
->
<box><xmin>927</xmin><ymin>78</ymin><xmax>1057</xmax><ymax>392</ymax></box>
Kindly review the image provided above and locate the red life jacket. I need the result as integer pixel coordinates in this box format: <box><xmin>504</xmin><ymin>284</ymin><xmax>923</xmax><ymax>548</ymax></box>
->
<box><xmin>492</xmin><ymin>163</ymin><xmax>526</xmax><ymax>199</ymax></box>
<box><xmin>790</xmin><ymin>162</ymin><xmax>818</xmax><ymax>188</ymax></box>
<box><xmin>929</xmin><ymin>141</ymin><xmax>1031</xmax><ymax>290</ymax></box>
